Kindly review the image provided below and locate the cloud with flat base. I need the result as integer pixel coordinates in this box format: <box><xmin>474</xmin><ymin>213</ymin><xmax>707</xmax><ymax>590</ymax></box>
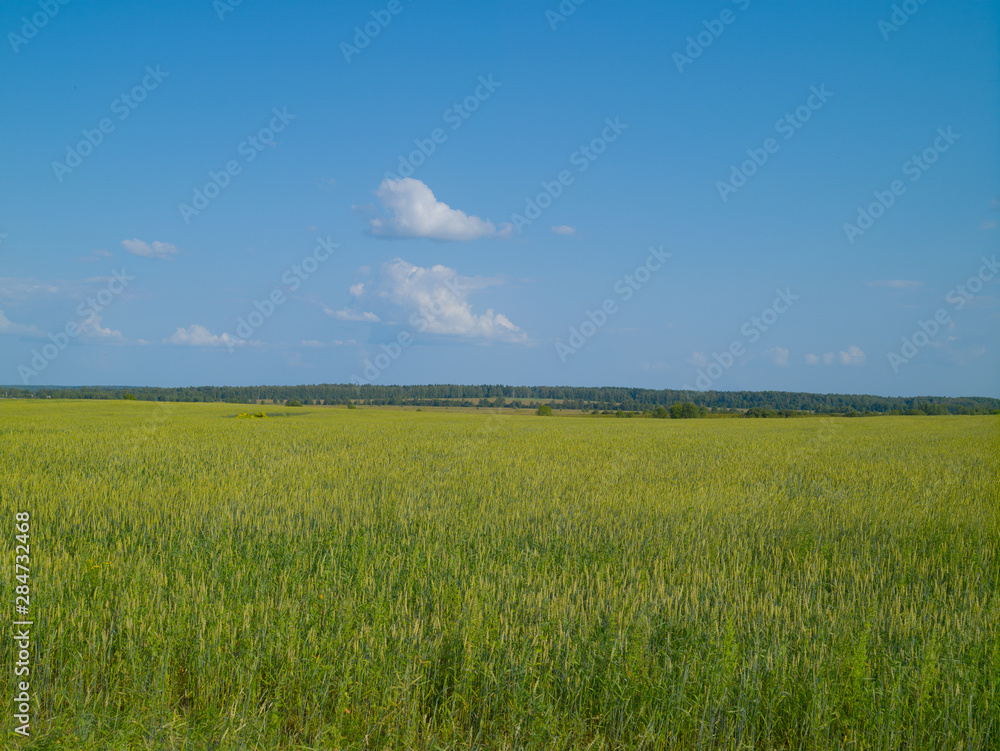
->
<box><xmin>367</xmin><ymin>178</ymin><xmax>509</xmax><ymax>241</ymax></box>
<box><xmin>323</xmin><ymin>306</ymin><xmax>380</xmax><ymax>323</ymax></box>
<box><xmin>343</xmin><ymin>258</ymin><xmax>528</xmax><ymax>343</ymax></box>
<box><xmin>79</xmin><ymin>313</ymin><xmax>124</xmax><ymax>340</ymax></box>
<box><xmin>0</xmin><ymin>309</ymin><xmax>44</xmax><ymax>336</ymax></box>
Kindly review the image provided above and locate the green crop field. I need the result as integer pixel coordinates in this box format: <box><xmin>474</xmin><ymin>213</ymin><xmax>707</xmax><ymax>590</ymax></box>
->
<box><xmin>1</xmin><ymin>400</ymin><xmax>997</xmax><ymax>750</ymax></box>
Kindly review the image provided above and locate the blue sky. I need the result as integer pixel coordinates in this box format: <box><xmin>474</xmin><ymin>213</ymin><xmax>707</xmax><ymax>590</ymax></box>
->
<box><xmin>1</xmin><ymin>0</ymin><xmax>997</xmax><ymax>396</ymax></box>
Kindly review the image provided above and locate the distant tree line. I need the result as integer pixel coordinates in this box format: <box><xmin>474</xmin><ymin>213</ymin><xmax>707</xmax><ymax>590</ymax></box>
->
<box><xmin>2</xmin><ymin>384</ymin><xmax>997</xmax><ymax>416</ymax></box>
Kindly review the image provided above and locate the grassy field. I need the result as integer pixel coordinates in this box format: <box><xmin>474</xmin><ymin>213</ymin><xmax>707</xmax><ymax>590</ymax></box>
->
<box><xmin>1</xmin><ymin>400</ymin><xmax>997</xmax><ymax>750</ymax></box>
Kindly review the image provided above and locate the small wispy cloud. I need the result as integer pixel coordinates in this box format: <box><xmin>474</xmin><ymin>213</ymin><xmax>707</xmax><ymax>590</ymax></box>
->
<box><xmin>0</xmin><ymin>308</ymin><xmax>44</xmax><ymax>336</ymax></box>
<box><xmin>765</xmin><ymin>346</ymin><xmax>789</xmax><ymax>366</ymax></box>
<box><xmin>165</xmin><ymin>324</ymin><xmax>243</xmax><ymax>347</ymax></box>
<box><xmin>551</xmin><ymin>225</ymin><xmax>576</xmax><ymax>236</ymax></box>
<box><xmin>323</xmin><ymin>306</ymin><xmax>380</xmax><ymax>323</ymax></box>
<box><xmin>301</xmin><ymin>339</ymin><xmax>355</xmax><ymax>348</ymax></box>
<box><xmin>839</xmin><ymin>345</ymin><xmax>866</xmax><ymax>366</ymax></box>
<box><xmin>805</xmin><ymin>345</ymin><xmax>866</xmax><ymax>366</ymax></box>
<box><xmin>121</xmin><ymin>238</ymin><xmax>178</xmax><ymax>260</ymax></box>
<box><xmin>687</xmin><ymin>351</ymin><xmax>710</xmax><ymax>368</ymax></box>
<box><xmin>866</xmin><ymin>280</ymin><xmax>922</xmax><ymax>290</ymax></box>
<box><xmin>79</xmin><ymin>249</ymin><xmax>114</xmax><ymax>263</ymax></box>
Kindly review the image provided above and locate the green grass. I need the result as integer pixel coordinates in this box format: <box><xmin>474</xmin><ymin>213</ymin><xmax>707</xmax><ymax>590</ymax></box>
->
<box><xmin>1</xmin><ymin>400</ymin><xmax>997</xmax><ymax>750</ymax></box>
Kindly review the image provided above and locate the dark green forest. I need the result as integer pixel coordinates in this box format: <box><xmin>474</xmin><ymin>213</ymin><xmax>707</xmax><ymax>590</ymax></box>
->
<box><xmin>2</xmin><ymin>383</ymin><xmax>997</xmax><ymax>416</ymax></box>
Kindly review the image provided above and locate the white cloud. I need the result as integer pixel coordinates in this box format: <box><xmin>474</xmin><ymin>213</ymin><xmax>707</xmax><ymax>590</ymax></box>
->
<box><xmin>370</xmin><ymin>258</ymin><xmax>527</xmax><ymax>342</ymax></box>
<box><xmin>0</xmin><ymin>276</ymin><xmax>134</xmax><ymax>342</ymax></box>
<box><xmin>838</xmin><ymin>345</ymin><xmax>866</xmax><ymax>366</ymax></box>
<box><xmin>805</xmin><ymin>346</ymin><xmax>866</xmax><ymax>366</ymax></box>
<box><xmin>957</xmin><ymin>345</ymin><xmax>987</xmax><ymax>365</ymax></box>
<box><xmin>121</xmin><ymin>238</ymin><xmax>178</xmax><ymax>260</ymax></box>
<box><xmin>551</xmin><ymin>225</ymin><xmax>576</xmax><ymax>236</ymax></box>
<box><xmin>349</xmin><ymin>283</ymin><xmax>366</xmax><ymax>297</ymax></box>
<box><xmin>687</xmin><ymin>351</ymin><xmax>710</xmax><ymax>368</ymax></box>
<box><xmin>324</xmin><ymin>306</ymin><xmax>380</xmax><ymax>323</ymax></box>
<box><xmin>79</xmin><ymin>249</ymin><xmax>114</xmax><ymax>263</ymax></box>
<box><xmin>982</xmin><ymin>220</ymin><xmax>997</xmax><ymax>230</ymax></box>
<box><xmin>0</xmin><ymin>309</ymin><xmax>43</xmax><ymax>336</ymax></box>
<box><xmin>165</xmin><ymin>324</ymin><xmax>243</xmax><ymax>347</ymax></box>
<box><xmin>866</xmin><ymin>280</ymin><xmax>922</xmax><ymax>290</ymax></box>
<box><xmin>639</xmin><ymin>361</ymin><xmax>671</xmax><ymax>372</ymax></box>
<box><xmin>301</xmin><ymin>339</ymin><xmax>354</xmax><ymax>348</ymax></box>
<box><xmin>0</xmin><ymin>278</ymin><xmax>60</xmax><ymax>303</ymax></box>
<box><xmin>766</xmin><ymin>346</ymin><xmax>789</xmax><ymax>366</ymax></box>
<box><xmin>79</xmin><ymin>313</ymin><xmax>123</xmax><ymax>340</ymax></box>
<box><xmin>368</xmin><ymin>178</ymin><xmax>506</xmax><ymax>241</ymax></box>
<box><xmin>0</xmin><ymin>307</ymin><xmax>120</xmax><ymax>340</ymax></box>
